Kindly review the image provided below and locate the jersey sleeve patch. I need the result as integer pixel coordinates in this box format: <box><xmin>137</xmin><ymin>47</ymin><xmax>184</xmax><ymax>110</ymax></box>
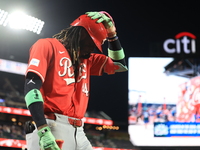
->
<box><xmin>29</xmin><ymin>58</ymin><xmax>40</xmax><ymax>67</ymax></box>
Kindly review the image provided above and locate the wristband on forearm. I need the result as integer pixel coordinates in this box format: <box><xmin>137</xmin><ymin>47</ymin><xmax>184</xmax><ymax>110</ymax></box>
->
<box><xmin>108</xmin><ymin>48</ymin><xmax>128</xmax><ymax>72</ymax></box>
<box><xmin>107</xmin><ymin>36</ymin><xmax>128</xmax><ymax>72</ymax></box>
<box><xmin>108</xmin><ymin>48</ymin><xmax>125</xmax><ymax>60</ymax></box>
<box><xmin>25</xmin><ymin>89</ymin><xmax>44</xmax><ymax>107</ymax></box>
<box><xmin>107</xmin><ymin>35</ymin><xmax>118</xmax><ymax>42</ymax></box>
<box><xmin>25</xmin><ymin>89</ymin><xmax>47</xmax><ymax>128</ymax></box>
<box><xmin>107</xmin><ymin>35</ymin><xmax>122</xmax><ymax>50</ymax></box>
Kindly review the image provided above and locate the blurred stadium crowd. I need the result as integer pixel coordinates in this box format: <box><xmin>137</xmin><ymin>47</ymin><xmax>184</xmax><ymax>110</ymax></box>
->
<box><xmin>0</xmin><ymin>76</ymin><xmax>26</xmax><ymax>109</ymax></box>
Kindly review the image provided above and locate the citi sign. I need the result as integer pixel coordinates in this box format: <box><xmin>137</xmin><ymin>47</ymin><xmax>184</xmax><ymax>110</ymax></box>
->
<box><xmin>163</xmin><ymin>32</ymin><xmax>196</xmax><ymax>54</ymax></box>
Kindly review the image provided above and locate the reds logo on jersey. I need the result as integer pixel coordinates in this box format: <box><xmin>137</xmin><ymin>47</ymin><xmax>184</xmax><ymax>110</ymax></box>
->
<box><xmin>58</xmin><ymin>57</ymin><xmax>87</xmax><ymax>84</ymax></box>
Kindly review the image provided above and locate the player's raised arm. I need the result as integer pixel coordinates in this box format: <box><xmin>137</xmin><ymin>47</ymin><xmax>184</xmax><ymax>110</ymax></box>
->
<box><xmin>86</xmin><ymin>11</ymin><xmax>128</xmax><ymax>73</ymax></box>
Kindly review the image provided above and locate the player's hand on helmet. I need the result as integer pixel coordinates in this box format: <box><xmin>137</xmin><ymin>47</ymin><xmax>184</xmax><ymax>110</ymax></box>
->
<box><xmin>38</xmin><ymin>126</ymin><xmax>61</xmax><ymax>150</ymax></box>
<box><xmin>85</xmin><ymin>11</ymin><xmax>113</xmax><ymax>28</ymax></box>
<box><xmin>85</xmin><ymin>11</ymin><xmax>116</xmax><ymax>37</ymax></box>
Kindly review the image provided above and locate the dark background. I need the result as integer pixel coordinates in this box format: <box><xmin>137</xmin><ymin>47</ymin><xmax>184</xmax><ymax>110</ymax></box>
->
<box><xmin>0</xmin><ymin>0</ymin><xmax>200</xmax><ymax>135</ymax></box>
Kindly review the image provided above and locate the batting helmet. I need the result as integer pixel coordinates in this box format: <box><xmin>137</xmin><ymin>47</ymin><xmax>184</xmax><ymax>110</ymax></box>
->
<box><xmin>70</xmin><ymin>14</ymin><xmax>107</xmax><ymax>53</ymax></box>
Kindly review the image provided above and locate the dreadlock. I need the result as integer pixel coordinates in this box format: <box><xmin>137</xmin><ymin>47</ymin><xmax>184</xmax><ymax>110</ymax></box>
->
<box><xmin>53</xmin><ymin>26</ymin><xmax>83</xmax><ymax>80</ymax></box>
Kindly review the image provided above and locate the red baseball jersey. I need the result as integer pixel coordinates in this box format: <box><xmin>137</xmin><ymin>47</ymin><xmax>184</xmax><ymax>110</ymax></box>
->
<box><xmin>26</xmin><ymin>38</ymin><xmax>117</xmax><ymax>119</ymax></box>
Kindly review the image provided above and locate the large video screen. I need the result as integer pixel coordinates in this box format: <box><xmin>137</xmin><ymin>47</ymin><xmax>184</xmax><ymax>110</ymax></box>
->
<box><xmin>128</xmin><ymin>57</ymin><xmax>200</xmax><ymax>147</ymax></box>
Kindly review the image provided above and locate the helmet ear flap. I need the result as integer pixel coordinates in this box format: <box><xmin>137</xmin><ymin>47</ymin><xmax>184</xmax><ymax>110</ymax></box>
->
<box><xmin>70</xmin><ymin>14</ymin><xmax>107</xmax><ymax>53</ymax></box>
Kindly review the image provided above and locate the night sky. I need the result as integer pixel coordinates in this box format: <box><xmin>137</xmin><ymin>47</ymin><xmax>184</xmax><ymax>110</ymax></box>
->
<box><xmin>0</xmin><ymin>0</ymin><xmax>200</xmax><ymax>127</ymax></box>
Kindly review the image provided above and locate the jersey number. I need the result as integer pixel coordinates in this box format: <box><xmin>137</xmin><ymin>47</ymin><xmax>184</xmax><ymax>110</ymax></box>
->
<box><xmin>82</xmin><ymin>83</ymin><xmax>89</xmax><ymax>97</ymax></box>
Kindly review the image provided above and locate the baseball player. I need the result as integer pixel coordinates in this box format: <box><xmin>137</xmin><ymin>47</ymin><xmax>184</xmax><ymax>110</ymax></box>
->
<box><xmin>24</xmin><ymin>11</ymin><xmax>128</xmax><ymax>150</ymax></box>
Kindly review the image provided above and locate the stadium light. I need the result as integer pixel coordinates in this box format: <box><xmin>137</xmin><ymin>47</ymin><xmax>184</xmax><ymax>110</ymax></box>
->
<box><xmin>0</xmin><ymin>9</ymin><xmax>44</xmax><ymax>34</ymax></box>
<box><xmin>0</xmin><ymin>9</ymin><xmax>8</xmax><ymax>25</ymax></box>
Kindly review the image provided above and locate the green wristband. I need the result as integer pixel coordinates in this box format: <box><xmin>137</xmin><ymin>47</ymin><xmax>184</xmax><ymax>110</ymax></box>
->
<box><xmin>108</xmin><ymin>48</ymin><xmax>125</xmax><ymax>60</ymax></box>
<box><xmin>25</xmin><ymin>89</ymin><xmax>43</xmax><ymax>107</ymax></box>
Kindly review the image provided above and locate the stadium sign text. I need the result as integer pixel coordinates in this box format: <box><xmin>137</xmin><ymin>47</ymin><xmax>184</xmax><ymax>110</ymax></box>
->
<box><xmin>163</xmin><ymin>32</ymin><xmax>196</xmax><ymax>54</ymax></box>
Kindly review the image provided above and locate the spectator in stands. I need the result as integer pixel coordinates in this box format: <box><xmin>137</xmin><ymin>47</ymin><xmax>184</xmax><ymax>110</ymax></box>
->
<box><xmin>141</xmin><ymin>107</ymin><xmax>149</xmax><ymax>128</ymax></box>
